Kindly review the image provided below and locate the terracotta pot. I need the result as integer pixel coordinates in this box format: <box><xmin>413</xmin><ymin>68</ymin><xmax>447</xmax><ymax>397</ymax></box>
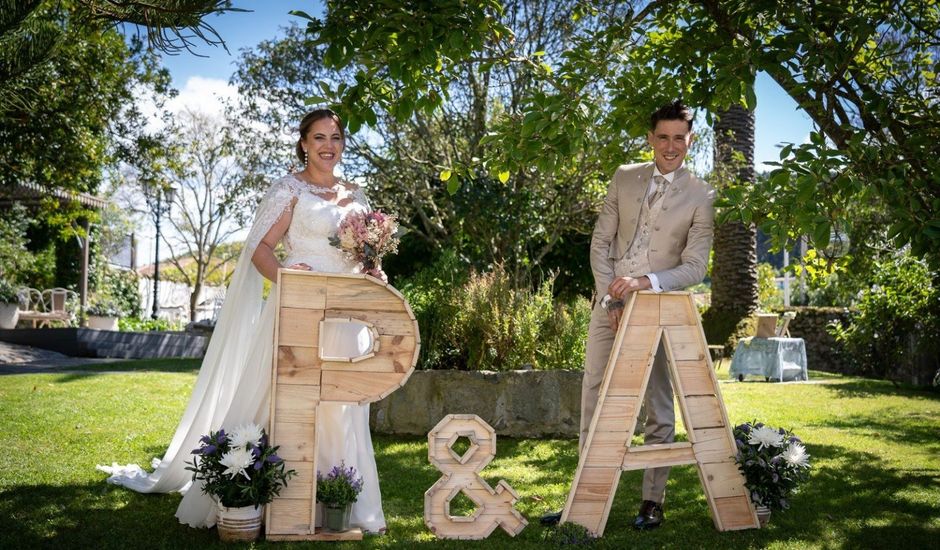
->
<box><xmin>217</xmin><ymin>503</ymin><xmax>262</xmax><ymax>542</ymax></box>
<box><xmin>323</xmin><ymin>503</ymin><xmax>352</xmax><ymax>532</ymax></box>
<box><xmin>0</xmin><ymin>303</ymin><xmax>18</xmax><ymax>329</ymax></box>
<box><xmin>755</xmin><ymin>504</ymin><xmax>771</xmax><ymax>528</ymax></box>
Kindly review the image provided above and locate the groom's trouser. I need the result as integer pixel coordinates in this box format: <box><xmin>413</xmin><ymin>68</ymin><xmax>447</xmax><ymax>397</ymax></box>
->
<box><xmin>580</xmin><ymin>299</ymin><xmax>675</xmax><ymax>504</ymax></box>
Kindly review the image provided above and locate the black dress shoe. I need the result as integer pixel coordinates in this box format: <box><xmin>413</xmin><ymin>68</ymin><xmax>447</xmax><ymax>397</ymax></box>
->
<box><xmin>633</xmin><ymin>500</ymin><xmax>664</xmax><ymax>530</ymax></box>
<box><xmin>540</xmin><ymin>509</ymin><xmax>563</xmax><ymax>526</ymax></box>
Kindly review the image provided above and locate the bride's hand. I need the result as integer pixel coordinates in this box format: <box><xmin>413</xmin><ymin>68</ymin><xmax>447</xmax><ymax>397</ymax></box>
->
<box><xmin>285</xmin><ymin>262</ymin><xmax>312</xmax><ymax>271</ymax></box>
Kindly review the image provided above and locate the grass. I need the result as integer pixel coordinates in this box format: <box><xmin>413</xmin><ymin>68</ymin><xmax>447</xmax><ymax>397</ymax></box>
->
<box><xmin>0</xmin><ymin>362</ymin><xmax>938</xmax><ymax>549</ymax></box>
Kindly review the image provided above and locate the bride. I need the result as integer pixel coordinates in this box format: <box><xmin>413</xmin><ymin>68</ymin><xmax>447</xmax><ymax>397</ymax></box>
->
<box><xmin>98</xmin><ymin>109</ymin><xmax>386</xmax><ymax>533</ymax></box>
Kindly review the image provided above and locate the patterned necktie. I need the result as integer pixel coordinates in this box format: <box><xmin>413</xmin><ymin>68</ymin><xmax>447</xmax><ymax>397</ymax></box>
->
<box><xmin>649</xmin><ymin>175</ymin><xmax>667</xmax><ymax>207</ymax></box>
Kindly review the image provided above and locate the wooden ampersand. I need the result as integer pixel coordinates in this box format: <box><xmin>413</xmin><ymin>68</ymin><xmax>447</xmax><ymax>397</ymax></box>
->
<box><xmin>425</xmin><ymin>414</ymin><xmax>527</xmax><ymax>540</ymax></box>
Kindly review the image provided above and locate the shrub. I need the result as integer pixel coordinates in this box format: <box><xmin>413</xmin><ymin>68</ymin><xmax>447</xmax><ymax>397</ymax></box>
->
<box><xmin>399</xmin><ymin>253</ymin><xmax>589</xmax><ymax>371</ymax></box>
<box><xmin>118</xmin><ymin>317</ymin><xmax>178</xmax><ymax>332</ymax></box>
<box><xmin>0</xmin><ymin>279</ymin><xmax>18</xmax><ymax>304</ymax></box>
<box><xmin>829</xmin><ymin>252</ymin><xmax>940</xmax><ymax>385</ymax></box>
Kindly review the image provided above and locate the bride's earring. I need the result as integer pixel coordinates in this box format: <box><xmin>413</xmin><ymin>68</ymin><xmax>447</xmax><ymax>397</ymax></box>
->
<box><xmin>303</xmin><ymin>149</ymin><xmax>309</xmax><ymax>166</ymax></box>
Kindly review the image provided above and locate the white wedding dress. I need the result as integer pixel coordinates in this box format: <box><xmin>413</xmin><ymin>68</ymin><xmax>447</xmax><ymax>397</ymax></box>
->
<box><xmin>98</xmin><ymin>174</ymin><xmax>386</xmax><ymax>532</ymax></box>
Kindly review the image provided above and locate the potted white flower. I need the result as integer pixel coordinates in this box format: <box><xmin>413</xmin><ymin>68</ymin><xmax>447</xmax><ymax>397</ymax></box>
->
<box><xmin>0</xmin><ymin>279</ymin><xmax>20</xmax><ymax>329</ymax></box>
<box><xmin>187</xmin><ymin>423</ymin><xmax>296</xmax><ymax>542</ymax></box>
<box><xmin>733</xmin><ymin>421</ymin><xmax>811</xmax><ymax>527</ymax></box>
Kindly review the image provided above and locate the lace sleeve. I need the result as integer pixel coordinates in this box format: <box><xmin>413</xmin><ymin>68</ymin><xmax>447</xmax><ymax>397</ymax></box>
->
<box><xmin>349</xmin><ymin>185</ymin><xmax>372</xmax><ymax>212</ymax></box>
<box><xmin>244</xmin><ymin>175</ymin><xmax>302</xmax><ymax>255</ymax></box>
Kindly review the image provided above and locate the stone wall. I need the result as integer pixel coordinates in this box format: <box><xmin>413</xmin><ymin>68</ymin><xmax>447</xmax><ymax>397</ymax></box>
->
<box><xmin>370</xmin><ymin>369</ymin><xmax>583</xmax><ymax>438</ymax></box>
<box><xmin>778</xmin><ymin>306</ymin><xmax>853</xmax><ymax>374</ymax></box>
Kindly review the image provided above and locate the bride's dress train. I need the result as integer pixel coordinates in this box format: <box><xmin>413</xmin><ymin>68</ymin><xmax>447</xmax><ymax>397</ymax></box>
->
<box><xmin>98</xmin><ymin>175</ymin><xmax>386</xmax><ymax>532</ymax></box>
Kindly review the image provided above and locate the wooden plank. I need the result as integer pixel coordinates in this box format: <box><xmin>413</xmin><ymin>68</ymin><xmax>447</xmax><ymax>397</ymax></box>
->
<box><xmin>622</xmin><ymin>442</ymin><xmax>697</xmax><ymax>470</ymax></box>
<box><xmin>273</xmin><ymin>422</ymin><xmax>316</xmax><ymax>462</ymax></box>
<box><xmin>699</xmin><ymin>461</ymin><xmax>750</xmax><ymax>499</ymax></box>
<box><xmin>274</xmin><ymin>384</ymin><xmax>320</xmax><ymax>423</ymax></box>
<box><xmin>675</xmin><ymin>359</ymin><xmax>715</xmax><ymax>396</ymax></box>
<box><xmin>324</xmin><ymin>309</ymin><xmax>416</xmax><ymax>335</ymax></box>
<box><xmin>278</xmin><ymin>461</ymin><xmax>314</xmax><ymax>500</ymax></box>
<box><xmin>325</xmin><ymin>277</ymin><xmax>407</xmax><ymax>312</ymax></box>
<box><xmin>607</xmin><ymin>358</ymin><xmax>649</xmax><ymax>396</ymax></box>
<box><xmin>614</xmin><ymin>325</ymin><xmax>660</xmax><ymax>361</ymax></box>
<box><xmin>660</xmin><ymin>293</ymin><xmax>695</xmax><ymax>325</ymax></box>
<box><xmin>564</xmin><ymin>499</ymin><xmax>607</xmax><ymax>534</ymax></box>
<box><xmin>583</xmin><ymin>430</ymin><xmax>630</xmax><ymax>468</ymax></box>
<box><xmin>267</xmin><ymin>528</ymin><xmax>364</xmax><ymax>541</ymax></box>
<box><xmin>279</xmin><ymin>273</ymin><xmax>328</xmax><ymax>309</ymax></box>
<box><xmin>278</xmin><ymin>308</ymin><xmax>323</xmax><ymax>347</ymax></box>
<box><xmin>665</xmin><ymin>325</ymin><xmax>706</xmax><ymax>361</ymax></box>
<box><xmin>594</xmin><ymin>396</ymin><xmax>638</xmax><ymax>433</ymax></box>
<box><xmin>692</xmin><ymin>428</ymin><xmax>737</xmax><ymax>464</ymax></box>
<box><xmin>572</xmin><ymin>467</ymin><xmax>620</xmax><ymax>503</ymax></box>
<box><xmin>321</xmin><ymin>335</ymin><xmax>417</xmax><ymax>374</ymax></box>
<box><xmin>320</xmin><ymin>371</ymin><xmax>408</xmax><ymax>404</ymax></box>
<box><xmin>267</xmin><ymin>497</ymin><xmax>312</xmax><ymax>535</ymax></box>
<box><xmin>277</xmin><ymin>346</ymin><xmax>321</xmax><ymax>385</ymax></box>
<box><xmin>685</xmin><ymin>396</ymin><xmax>725</xmax><ymax>430</ymax></box>
<box><xmin>627</xmin><ymin>293</ymin><xmax>660</xmax><ymax>325</ymax></box>
<box><xmin>711</xmin><ymin>495</ymin><xmax>759</xmax><ymax>530</ymax></box>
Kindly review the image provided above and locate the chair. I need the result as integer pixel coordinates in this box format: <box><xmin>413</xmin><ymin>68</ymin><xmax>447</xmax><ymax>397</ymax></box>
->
<box><xmin>18</xmin><ymin>287</ymin><xmax>75</xmax><ymax>328</ymax></box>
<box><xmin>776</xmin><ymin>311</ymin><xmax>796</xmax><ymax>337</ymax></box>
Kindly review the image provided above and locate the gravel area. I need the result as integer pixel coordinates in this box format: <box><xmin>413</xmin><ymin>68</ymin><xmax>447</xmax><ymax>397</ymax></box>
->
<box><xmin>0</xmin><ymin>341</ymin><xmax>122</xmax><ymax>374</ymax></box>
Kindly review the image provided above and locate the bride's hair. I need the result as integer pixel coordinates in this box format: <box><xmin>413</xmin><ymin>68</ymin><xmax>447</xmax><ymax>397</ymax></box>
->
<box><xmin>296</xmin><ymin>109</ymin><xmax>345</xmax><ymax>163</ymax></box>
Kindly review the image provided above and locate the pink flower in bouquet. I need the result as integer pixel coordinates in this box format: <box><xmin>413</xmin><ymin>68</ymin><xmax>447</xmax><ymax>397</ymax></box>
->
<box><xmin>329</xmin><ymin>210</ymin><xmax>400</xmax><ymax>278</ymax></box>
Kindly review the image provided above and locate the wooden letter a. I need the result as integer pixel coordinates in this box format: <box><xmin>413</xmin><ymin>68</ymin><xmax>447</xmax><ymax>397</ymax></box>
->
<box><xmin>561</xmin><ymin>291</ymin><xmax>760</xmax><ymax>536</ymax></box>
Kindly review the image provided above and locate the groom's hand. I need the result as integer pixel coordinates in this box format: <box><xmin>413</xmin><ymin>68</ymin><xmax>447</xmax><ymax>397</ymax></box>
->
<box><xmin>608</xmin><ymin>276</ymin><xmax>651</xmax><ymax>300</ymax></box>
<box><xmin>606</xmin><ymin>305</ymin><xmax>623</xmax><ymax>331</ymax></box>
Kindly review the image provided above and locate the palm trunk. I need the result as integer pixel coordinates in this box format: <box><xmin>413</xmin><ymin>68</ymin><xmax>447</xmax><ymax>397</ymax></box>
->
<box><xmin>705</xmin><ymin>104</ymin><xmax>759</xmax><ymax>345</ymax></box>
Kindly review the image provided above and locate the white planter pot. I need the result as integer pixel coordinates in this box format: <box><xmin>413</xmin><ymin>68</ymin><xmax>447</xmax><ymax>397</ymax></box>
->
<box><xmin>87</xmin><ymin>315</ymin><xmax>119</xmax><ymax>331</ymax></box>
<box><xmin>0</xmin><ymin>303</ymin><xmax>18</xmax><ymax>329</ymax></box>
<box><xmin>217</xmin><ymin>503</ymin><xmax>262</xmax><ymax>542</ymax></box>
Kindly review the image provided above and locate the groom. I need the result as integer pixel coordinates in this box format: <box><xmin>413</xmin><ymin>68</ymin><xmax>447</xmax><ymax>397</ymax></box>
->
<box><xmin>543</xmin><ymin>100</ymin><xmax>715</xmax><ymax>530</ymax></box>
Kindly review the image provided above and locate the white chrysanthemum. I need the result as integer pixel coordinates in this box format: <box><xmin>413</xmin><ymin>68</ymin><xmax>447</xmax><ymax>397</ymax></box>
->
<box><xmin>782</xmin><ymin>442</ymin><xmax>810</xmax><ymax>468</ymax></box>
<box><xmin>229</xmin><ymin>423</ymin><xmax>263</xmax><ymax>449</ymax></box>
<box><xmin>220</xmin><ymin>447</ymin><xmax>255</xmax><ymax>480</ymax></box>
<box><xmin>747</xmin><ymin>425</ymin><xmax>785</xmax><ymax>450</ymax></box>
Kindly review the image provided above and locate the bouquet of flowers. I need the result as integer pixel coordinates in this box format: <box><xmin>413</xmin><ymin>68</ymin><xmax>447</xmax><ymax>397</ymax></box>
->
<box><xmin>329</xmin><ymin>210</ymin><xmax>400</xmax><ymax>279</ymax></box>
<box><xmin>316</xmin><ymin>461</ymin><xmax>364</xmax><ymax>507</ymax></box>
<box><xmin>186</xmin><ymin>423</ymin><xmax>295</xmax><ymax>508</ymax></box>
<box><xmin>733</xmin><ymin>420</ymin><xmax>811</xmax><ymax>511</ymax></box>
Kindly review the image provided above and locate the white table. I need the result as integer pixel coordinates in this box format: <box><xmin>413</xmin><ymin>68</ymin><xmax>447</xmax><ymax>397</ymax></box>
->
<box><xmin>729</xmin><ymin>337</ymin><xmax>808</xmax><ymax>382</ymax></box>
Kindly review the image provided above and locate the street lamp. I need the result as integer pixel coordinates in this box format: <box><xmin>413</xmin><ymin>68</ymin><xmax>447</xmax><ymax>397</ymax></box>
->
<box><xmin>150</xmin><ymin>184</ymin><xmax>176</xmax><ymax>319</ymax></box>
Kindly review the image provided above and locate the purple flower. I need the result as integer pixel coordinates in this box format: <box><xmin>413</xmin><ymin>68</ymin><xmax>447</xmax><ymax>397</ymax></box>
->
<box><xmin>253</xmin><ymin>460</ymin><xmax>264</xmax><ymax>471</ymax></box>
<box><xmin>203</xmin><ymin>444</ymin><xmax>217</xmax><ymax>455</ymax></box>
<box><xmin>266</xmin><ymin>454</ymin><xmax>282</xmax><ymax>464</ymax></box>
<box><xmin>199</xmin><ymin>435</ymin><xmax>212</xmax><ymax>444</ymax></box>
<box><xmin>191</xmin><ymin>447</ymin><xmax>203</xmax><ymax>455</ymax></box>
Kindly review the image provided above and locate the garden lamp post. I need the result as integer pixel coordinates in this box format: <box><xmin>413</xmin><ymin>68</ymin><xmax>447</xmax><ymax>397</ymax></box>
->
<box><xmin>151</xmin><ymin>185</ymin><xmax>176</xmax><ymax>320</ymax></box>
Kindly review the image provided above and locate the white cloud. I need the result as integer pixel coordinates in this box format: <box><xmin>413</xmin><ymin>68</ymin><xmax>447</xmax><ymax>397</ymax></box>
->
<box><xmin>168</xmin><ymin>76</ymin><xmax>238</xmax><ymax>118</ymax></box>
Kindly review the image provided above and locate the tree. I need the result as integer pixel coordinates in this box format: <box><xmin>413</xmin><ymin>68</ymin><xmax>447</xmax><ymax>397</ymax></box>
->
<box><xmin>0</xmin><ymin>0</ymin><xmax>238</xmax><ymax>112</ymax></box>
<box><xmin>296</xmin><ymin>0</ymin><xmax>940</xmax><ymax>271</ymax></box>
<box><xmin>705</xmin><ymin>104</ymin><xmax>760</xmax><ymax>342</ymax></box>
<box><xmin>232</xmin><ymin>4</ymin><xmax>641</xmax><ymax>294</ymax></box>
<box><xmin>150</xmin><ymin>109</ymin><xmax>247</xmax><ymax>321</ymax></box>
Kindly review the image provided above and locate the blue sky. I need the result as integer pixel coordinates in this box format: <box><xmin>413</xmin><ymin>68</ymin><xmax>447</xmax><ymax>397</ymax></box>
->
<box><xmin>158</xmin><ymin>1</ymin><xmax>814</xmax><ymax>171</ymax></box>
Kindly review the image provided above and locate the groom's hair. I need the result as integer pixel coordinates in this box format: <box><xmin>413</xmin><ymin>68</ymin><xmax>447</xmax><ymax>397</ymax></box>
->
<box><xmin>650</xmin><ymin>100</ymin><xmax>694</xmax><ymax>132</ymax></box>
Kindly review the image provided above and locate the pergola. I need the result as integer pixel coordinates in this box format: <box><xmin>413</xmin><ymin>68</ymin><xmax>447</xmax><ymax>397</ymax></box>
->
<box><xmin>0</xmin><ymin>181</ymin><xmax>108</xmax><ymax>313</ymax></box>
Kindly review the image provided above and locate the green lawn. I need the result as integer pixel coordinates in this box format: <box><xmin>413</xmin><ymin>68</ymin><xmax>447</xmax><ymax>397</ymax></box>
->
<box><xmin>1</xmin><ymin>361</ymin><xmax>938</xmax><ymax>549</ymax></box>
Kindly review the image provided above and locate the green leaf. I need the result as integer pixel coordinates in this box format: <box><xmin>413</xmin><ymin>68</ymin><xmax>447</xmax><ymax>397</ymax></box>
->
<box><xmin>439</xmin><ymin>169</ymin><xmax>452</xmax><ymax>182</ymax></box>
<box><xmin>303</xmin><ymin>96</ymin><xmax>329</xmax><ymax>105</ymax></box>
<box><xmin>446</xmin><ymin>178</ymin><xmax>460</xmax><ymax>195</ymax></box>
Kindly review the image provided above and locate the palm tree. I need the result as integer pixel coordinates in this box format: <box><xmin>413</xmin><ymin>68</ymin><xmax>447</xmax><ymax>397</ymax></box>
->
<box><xmin>704</xmin><ymin>103</ymin><xmax>759</xmax><ymax>345</ymax></box>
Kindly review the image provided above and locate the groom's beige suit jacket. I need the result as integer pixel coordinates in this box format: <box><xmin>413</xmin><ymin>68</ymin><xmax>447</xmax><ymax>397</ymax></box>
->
<box><xmin>589</xmin><ymin>162</ymin><xmax>715</xmax><ymax>300</ymax></box>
